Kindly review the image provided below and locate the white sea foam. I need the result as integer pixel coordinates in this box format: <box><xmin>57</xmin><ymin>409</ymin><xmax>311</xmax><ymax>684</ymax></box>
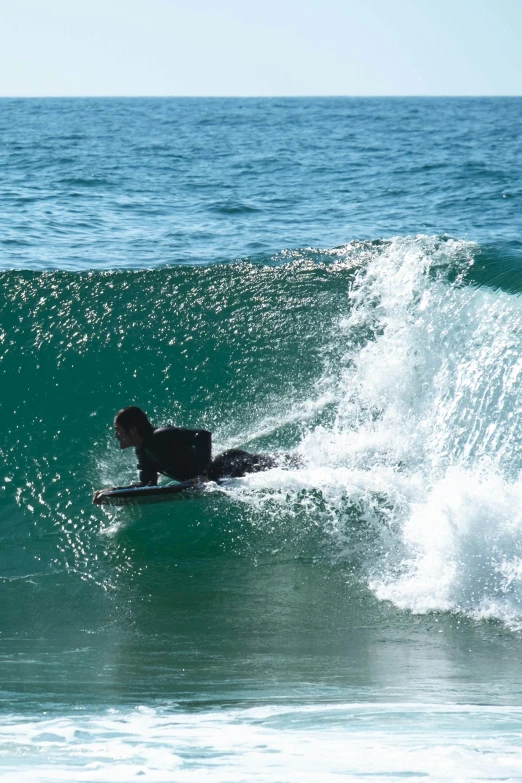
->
<box><xmin>233</xmin><ymin>236</ymin><xmax>522</xmax><ymax>629</ymax></box>
<box><xmin>1</xmin><ymin>703</ymin><xmax>522</xmax><ymax>782</ymax></box>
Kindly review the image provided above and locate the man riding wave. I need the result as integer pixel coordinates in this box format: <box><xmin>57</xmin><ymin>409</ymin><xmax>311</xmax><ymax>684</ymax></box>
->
<box><xmin>93</xmin><ymin>406</ymin><xmax>279</xmax><ymax>504</ymax></box>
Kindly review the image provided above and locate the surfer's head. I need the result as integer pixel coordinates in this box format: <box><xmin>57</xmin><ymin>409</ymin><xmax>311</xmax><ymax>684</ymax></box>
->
<box><xmin>114</xmin><ymin>406</ymin><xmax>153</xmax><ymax>449</ymax></box>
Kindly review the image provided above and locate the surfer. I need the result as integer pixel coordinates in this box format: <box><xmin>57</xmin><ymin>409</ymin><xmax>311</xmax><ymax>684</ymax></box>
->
<box><xmin>92</xmin><ymin>406</ymin><xmax>277</xmax><ymax>504</ymax></box>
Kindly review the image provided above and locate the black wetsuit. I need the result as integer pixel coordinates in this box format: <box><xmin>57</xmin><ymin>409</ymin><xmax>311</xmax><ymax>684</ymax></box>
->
<box><xmin>136</xmin><ymin>427</ymin><xmax>276</xmax><ymax>485</ymax></box>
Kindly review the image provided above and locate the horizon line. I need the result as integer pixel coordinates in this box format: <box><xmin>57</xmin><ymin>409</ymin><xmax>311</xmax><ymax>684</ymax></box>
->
<box><xmin>1</xmin><ymin>93</ymin><xmax>522</xmax><ymax>100</ymax></box>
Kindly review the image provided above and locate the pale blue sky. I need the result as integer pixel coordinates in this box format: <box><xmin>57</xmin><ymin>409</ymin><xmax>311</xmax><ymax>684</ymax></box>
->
<box><xmin>1</xmin><ymin>0</ymin><xmax>521</xmax><ymax>96</ymax></box>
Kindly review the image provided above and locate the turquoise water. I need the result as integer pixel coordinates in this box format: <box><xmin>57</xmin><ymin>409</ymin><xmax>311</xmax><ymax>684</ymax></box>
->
<box><xmin>2</xmin><ymin>98</ymin><xmax>522</xmax><ymax>780</ymax></box>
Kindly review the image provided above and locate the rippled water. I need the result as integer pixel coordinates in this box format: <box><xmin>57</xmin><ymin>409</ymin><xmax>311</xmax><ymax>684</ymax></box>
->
<box><xmin>2</xmin><ymin>99</ymin><xmax>522</xmax><ymax>781</ymax></box>
<box><xmin>1</xmin><ymin>97</ymin><xmax>521</xmax><ymax>270</ymax></box>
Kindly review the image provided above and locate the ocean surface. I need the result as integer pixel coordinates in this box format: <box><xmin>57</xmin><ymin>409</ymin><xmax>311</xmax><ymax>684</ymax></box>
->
<box><xmin>2</xmin><ymin>97</ymin><xmax>522</xmax><ymax>781</ymax></box>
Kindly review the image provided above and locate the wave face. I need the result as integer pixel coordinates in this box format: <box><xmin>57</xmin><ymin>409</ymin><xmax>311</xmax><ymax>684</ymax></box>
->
<box><xmin>3</xmin><ymin>235</ymin><xmax>522</xmax><ymax>642</ymax></box>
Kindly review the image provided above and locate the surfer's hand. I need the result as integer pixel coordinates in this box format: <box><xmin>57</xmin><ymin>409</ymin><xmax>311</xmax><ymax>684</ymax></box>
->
<box><xmin>93</xmin><ymin>489</ymin><xmax>110</xmax><ymax>505</ymax></box>
<box><xmin>196</xmin><ymin>475</ymin><xmax>209</xmax><ymax>485</ymax></box>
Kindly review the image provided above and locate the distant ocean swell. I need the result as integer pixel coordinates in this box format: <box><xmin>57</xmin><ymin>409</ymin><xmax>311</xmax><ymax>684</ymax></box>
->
<box><xmin>3</xmin><ymin>236</ymin><xmax>522</xmax><ymax>629</ymax></box>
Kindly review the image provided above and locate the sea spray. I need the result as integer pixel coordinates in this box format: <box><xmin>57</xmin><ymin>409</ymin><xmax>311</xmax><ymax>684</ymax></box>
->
<box><xmin>206</xmin><ymin>236</ymin><xmax>522</xmax><ymax>629</ymax></box>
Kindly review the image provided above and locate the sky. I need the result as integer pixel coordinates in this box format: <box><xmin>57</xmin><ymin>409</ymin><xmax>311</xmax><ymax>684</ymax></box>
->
<box><xmin>1</xmin><ymin>0</ymin><xmax>521</xmax><ymax>97</ymax></box>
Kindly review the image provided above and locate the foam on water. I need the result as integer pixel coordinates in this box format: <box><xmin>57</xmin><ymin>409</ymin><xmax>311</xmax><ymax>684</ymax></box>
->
<box><xmin>1</xmin><ymin>703</ymin><xmax>522</xmax><ymax>782</ymax></box>
<box><xmin>225</xmin><ymin>236</ymin><xmax>522</xmax><ymax>629</ymax></box>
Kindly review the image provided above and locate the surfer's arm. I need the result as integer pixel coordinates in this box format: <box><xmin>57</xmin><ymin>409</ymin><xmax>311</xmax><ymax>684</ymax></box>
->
<box><xmin>92</xmin><ymin>480</ymin><xmax>155</xmax><ymax>504</ymax></box>
<box><xmin>137</xmin><ymin>454</ymin><xmax>158</xmax><ymax>486</ymax></box>
<box><xmin>92</xmin><ymin>454</ymin><xmax>157</xmax><ymax>504</ymax></box>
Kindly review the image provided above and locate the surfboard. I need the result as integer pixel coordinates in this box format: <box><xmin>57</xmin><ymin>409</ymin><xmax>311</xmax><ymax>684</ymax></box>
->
<box><xmin>97</xmin><ymin>480</ymin><xmax>204</xmax><ymax>507</ymax></box>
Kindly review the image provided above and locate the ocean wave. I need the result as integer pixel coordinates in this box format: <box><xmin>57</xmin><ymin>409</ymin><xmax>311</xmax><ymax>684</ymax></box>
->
<box><xmin>213</xmin><ymin>235</ymin><xmax>522</xmax><ymax>629</ymax></box>
<box><xmin>3</xmin><ymin>235</ymin><xmax>522</xmax><ymax>630</ymax></box>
